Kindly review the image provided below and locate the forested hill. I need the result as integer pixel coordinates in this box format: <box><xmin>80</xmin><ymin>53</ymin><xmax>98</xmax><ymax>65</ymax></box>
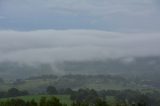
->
<box><xmin>0</xmin><ymin>56</ymin><xmax>160</xmax><ymax>80</ymax></box>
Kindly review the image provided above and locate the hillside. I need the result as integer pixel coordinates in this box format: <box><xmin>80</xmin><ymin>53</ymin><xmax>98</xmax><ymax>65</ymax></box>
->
<box><xmin>0</xmin><ymin>56</ymin><xmax>160</xmax><ymax>80</ymax></box>
<box><xmin>0</xmin><ymin>74</ymin><xmax>151</xmax><ymax>93</ymax></box>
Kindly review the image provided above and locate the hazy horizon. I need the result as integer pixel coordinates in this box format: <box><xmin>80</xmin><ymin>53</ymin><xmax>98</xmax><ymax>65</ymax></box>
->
<box><xmin>0</xmin><ymin>0</ymin><xmax>160</xmax><ymax>75</ymax></box>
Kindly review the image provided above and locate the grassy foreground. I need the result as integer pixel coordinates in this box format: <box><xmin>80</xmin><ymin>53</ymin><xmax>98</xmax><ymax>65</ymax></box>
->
<box><xmin>0</xmin><ymin>95</ymin><xmax>72</xmax><ymax>106</ymax></box>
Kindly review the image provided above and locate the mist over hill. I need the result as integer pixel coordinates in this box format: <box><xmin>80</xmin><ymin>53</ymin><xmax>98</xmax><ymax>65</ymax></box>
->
<box><xmin>0</xmin><ymin>56</ymin><xmax>160</xmax><ymax>80</ymax></box>
<box><xmin>0</xmin><ymin>30</ymin><xmax>160</xmax><ymax>80</ymax></box>
<box><xmin>0</xmin><ymin>1</ymin><xmax>160</xmax><ymax>105</ymax></box>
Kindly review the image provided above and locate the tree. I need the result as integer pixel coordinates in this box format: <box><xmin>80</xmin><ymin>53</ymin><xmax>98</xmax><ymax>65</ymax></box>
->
<box><xmin>29</xmin><ymin>99</ymin><xmax>38</xmax><ymax>106</ymax></box>
<box><xmin>64</xmin><ymin>88</ymin><xmax>73</xmax><ymax>94</ymax></box>
<box><xmin>0</xmin><ymin>91</ymin><xmax>6</xmax><ymax>98</ymax></box>
<box><xmin>95</xmin><ymin>98</ymin><xmax>108</xmax><ymax>106</ymax></box>
<box><xmin>40</xmin><ymin>97</ymin><xmax>47</xmax><ymax>106</ymax></box>
<box><xmin>0</xmin><ymin>78</ymin><xmax>4</xmax><ymax>84</ymax></box>
<box><xmin>7</xmin><ymin>88</ymin><xmax>29</xmax><ymax>97</ymax></box>
<box><xmin>46</xmin><ymin>86</ymin><xmax>58</xmax><ymax>95</ymax></box>
<box><xmin>7</xmin><ymin>88</ymin><xmax>20</xmax><ymax>97</ymax></box>
<box><xmin>71</xmin><ymin>88</ymin><xmax>99</xmax><ymax>105</ymax></box>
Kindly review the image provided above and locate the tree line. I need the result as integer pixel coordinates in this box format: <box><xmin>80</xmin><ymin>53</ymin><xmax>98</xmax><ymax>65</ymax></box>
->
<box><xmin>0</xmin><ymin>96</ymin><xmax>64</xmax><ymax>106</ymax></box>
<box><xmin>0</xmin><ymin>88</ymin><xmax>29</xmax><ymax>98</ymax></box>
<box><xmin>0</xmin><ymin>96</ymin><xmax>147</xmax><ymax>106</ymax></box>
<box><xmin>1</xmin><ymin>86</ymin><xmax>160</xmax><ymax>106</ymax></box>
<box><xmin>46</xmin><ymin>86</ymin><xmax>148</xmax><ymax>106</ymax></box>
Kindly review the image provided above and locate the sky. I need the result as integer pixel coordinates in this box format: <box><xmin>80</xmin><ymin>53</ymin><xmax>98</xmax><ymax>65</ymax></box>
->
<box><xmin>0</xmin><ymin>0</ymin><xmax>160</xmax><ymax>32</ymax></box>
<box><xmin>0</xmin><ymin>0</ymin><xmax>160</xmax><ymax>63</ymax></box>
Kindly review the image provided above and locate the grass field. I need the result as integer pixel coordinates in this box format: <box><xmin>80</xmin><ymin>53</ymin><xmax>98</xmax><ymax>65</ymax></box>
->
<box><xmin>0</xmin><ymin>95</ymin><xmax>72</xmax><ymax>106</ymax></box>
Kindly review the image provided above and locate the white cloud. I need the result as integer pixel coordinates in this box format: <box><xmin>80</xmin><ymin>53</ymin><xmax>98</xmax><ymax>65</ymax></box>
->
<box><xmin>0</xmin><ymin>29</ymin><xmax>160</xmax><ymax>63</ymax></box>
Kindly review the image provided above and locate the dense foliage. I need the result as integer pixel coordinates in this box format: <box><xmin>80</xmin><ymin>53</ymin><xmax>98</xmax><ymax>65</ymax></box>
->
<box><xmin>0</xmin><ymin>88</ymin><xmax>28</xmax><ymax>98</ymax></box>
<box><xmin>1</xmin><ymin>86</ymin><xmax>160</xmax><ymax>106</ymax></box>
<box><xmin>0</xmin><ymin>96</ymin><xmax>148</xmax><ymax>106</ymax></box>
<box><xmin>0</xmin><ymin>96</ymin><xmax>63</xmax><ymax>106</ymax></box>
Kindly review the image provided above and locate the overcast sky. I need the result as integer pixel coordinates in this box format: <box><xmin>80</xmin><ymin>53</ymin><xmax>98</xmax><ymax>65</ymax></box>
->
<box><xmin>0</xmin><ymin>0</ymin><xmax>160</xmax><ymax>63</ymax></box>
<box><xmin>0</xmin><ymin>0</ymin><xmax>160</xmax><ymax>32</ymax></box>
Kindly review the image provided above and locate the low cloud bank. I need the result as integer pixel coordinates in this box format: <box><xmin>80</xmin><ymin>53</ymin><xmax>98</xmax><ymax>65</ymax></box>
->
<box><xmin>0</xmin><ymin>29</ymin><xmax>159</xmax><ymax>63</ymax></box>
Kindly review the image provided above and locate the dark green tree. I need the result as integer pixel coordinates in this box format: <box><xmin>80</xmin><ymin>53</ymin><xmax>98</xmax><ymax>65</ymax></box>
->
<box><xmin>46</xmin><ymin>86</ymin><xmax>58</xmax><ymax>95</ymax></box>
<box><xmin>29</xmin><ymin>99</ymin><xmax>38</xmax><ymax>106</ymax></box>
<box><xmin>7</xmin><ymin>88</ymin><xmax>19</xmax><ymax>97</ymax></box>
<box><xmin>40</xmin><ymin>97</ymin><xmax>47</xmax><ymax>106</ymax></box>
<box><xmin>95</xmin><ymin>98</ymin><xmax>108</xmax><ymax>106</ymax></box>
